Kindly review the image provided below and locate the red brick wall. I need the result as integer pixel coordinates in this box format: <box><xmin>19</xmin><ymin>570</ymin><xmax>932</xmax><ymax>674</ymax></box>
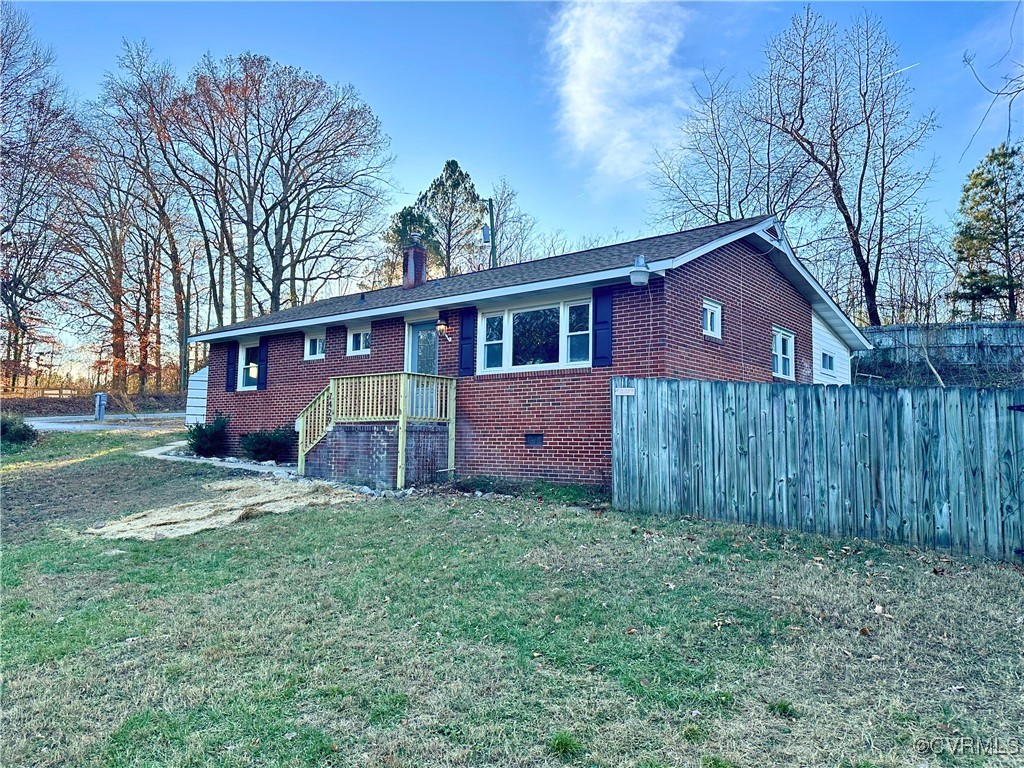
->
<box><xmin>206</xmin><ymin>316</ymin><xmax>407</xmax><ymax>456</ymax></box>
<box><xmin>204</xmin><ymin>241</ymin><xmax>813</xmax><ymax>484</ymax></box>
<box><xmin>663</xmin><ymin>240</ymin><xmax>814</xmax><ymax>384</ymax></box>
<box><xmin>453</xmin><ymin>281</ymin><xmax>664</xmax><ymax>486</ymax></box>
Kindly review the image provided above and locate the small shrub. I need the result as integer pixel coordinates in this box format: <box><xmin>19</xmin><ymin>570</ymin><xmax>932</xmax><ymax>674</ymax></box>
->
<box><xmin>186</xmin><ymin>414</ymin><xmax>229</xmax><ymax>457</ymax></box>
<box><xmin>1</xmin><ymin>414</ymin><xmax>37</xmax><ymax>446</ymax></box>
<box><xmin>239</xmin><ymin>427</ymin><xmax>297</xmax><ymax>462</ymax></box>
<box><xmin>767</xmin><ymin>699</ymin><xmax>800</xmax><ymax>719</ymax></box>
<box><xmin>547</xmin><ymin>730</ymin><xmax>584</xmax><ymax>761</ymax></box>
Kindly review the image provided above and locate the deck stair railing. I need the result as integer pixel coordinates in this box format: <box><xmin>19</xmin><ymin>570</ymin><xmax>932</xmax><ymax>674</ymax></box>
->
<box><xmin>296</xmin><ymin>372</ymin><xmax>456</xmax><ymax>488</ymax></box>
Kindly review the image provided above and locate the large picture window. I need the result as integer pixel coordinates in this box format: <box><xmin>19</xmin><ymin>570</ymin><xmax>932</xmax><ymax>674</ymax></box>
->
<box><xmin>478</xmin><ymin>298</ymin><xmax>591</xmax><ymax>373</ymax></box>
<box><xmin>512</xmin><ymin>307</ymin><xmax>559</xmax><ymax>366</ymax></box>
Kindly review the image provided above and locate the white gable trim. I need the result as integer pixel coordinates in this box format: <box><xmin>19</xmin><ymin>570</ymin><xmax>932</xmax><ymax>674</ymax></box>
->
<box><xmin>747</xmin><ymin>218</ymin><xmax>871</xmax><ymax>352</ymax></box>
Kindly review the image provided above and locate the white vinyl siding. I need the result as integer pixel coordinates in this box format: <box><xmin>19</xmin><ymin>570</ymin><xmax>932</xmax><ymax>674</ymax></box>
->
<box><xmin>185</xmin><ymin>366</ymin><xmax>208</xmax><ymax>425</ymax></box>
<box><xmin>812</xmin><ymin>311</ymin><xmax>852</xmax><ymax>385</ymax></box>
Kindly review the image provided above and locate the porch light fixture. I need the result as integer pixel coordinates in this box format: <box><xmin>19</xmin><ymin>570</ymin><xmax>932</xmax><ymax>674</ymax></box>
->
<box><xmin>435</xmin><ymin>315</ymin><xmax>451</xmax><ymax>341</ymax></box>
<box><xmin>629</xmin><ymin>255</ymin><xmax>650</xmax><ymax>287</ymax></box>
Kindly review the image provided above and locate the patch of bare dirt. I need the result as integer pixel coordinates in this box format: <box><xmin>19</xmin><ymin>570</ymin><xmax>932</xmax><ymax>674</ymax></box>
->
<box><xmin>86</xmin><ymin>478</ymin><xmax>361</xmax><ymax>541</ymax></box>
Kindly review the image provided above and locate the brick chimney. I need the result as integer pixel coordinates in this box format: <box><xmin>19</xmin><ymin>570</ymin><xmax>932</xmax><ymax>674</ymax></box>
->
<box><xmin>403</xmin><ymin>232</ymin><xmax>428</xmax><ymax>289</ymax></box>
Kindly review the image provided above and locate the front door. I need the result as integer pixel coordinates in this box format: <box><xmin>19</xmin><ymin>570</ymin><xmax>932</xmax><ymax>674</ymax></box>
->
<box><xmin>409</xmin><ymin>322</ymin><xmax>438</xmax><ymax>375</ymax></box>
<box><xmin>408</xmin><ymin>322</ymin><xmax>439</xmax><ymax>418</ymax></box>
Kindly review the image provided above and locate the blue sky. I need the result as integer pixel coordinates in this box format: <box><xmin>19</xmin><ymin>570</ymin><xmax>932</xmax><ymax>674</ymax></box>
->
<box><xmin>21</xmin><ymin>1</ymin><xmax>1021</xmax><ymax>244</ymax></box>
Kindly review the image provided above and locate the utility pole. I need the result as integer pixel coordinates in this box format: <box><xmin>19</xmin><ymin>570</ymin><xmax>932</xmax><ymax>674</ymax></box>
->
<box><xmin>485</xmin><ymin>198</ymin><xmax>497</xmax><ymax>269</ymax></box>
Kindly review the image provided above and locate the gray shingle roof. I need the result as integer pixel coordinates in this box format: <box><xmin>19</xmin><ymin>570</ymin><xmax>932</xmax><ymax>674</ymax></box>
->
<box><xmin>194</xmin><ymin>216</ymin><xmax>770</xmax><ymax>339</ymax></box>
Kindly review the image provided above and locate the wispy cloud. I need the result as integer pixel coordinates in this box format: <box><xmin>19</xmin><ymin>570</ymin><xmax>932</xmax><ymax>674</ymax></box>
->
<box><xmin>548</xmin><ymin>1</ymin><xmax>692</xmax><ymax>186</ymax></box>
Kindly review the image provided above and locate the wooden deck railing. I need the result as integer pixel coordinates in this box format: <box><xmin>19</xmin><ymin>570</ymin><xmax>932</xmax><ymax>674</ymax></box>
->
<box><xmin>296</xmin><ymin>385</ymin><xmax>332</xmax><ymax>474</ymax></box>
<box><xmin>296</xmin><ymin>372</ymin><xmax>456</xmax><ymax>487</ymax></box>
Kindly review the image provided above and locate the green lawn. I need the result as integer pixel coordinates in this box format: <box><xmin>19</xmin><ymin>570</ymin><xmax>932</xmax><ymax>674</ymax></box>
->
<box><xmin>2</xmin><ymin>430</ymin><xmax>1022</xmax><ymax>767</ymax></box>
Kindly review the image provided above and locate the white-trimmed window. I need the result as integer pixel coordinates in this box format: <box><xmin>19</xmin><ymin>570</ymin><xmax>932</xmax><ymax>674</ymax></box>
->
<box><xmin>702</xmin><ymin>299</ymin><xmax>722</xmax><ymax>339</ymax></box>
<box><xmin>821</xmin><ymin>352</ymin><xmax>835</xmax><ymax>374</ymax></box>
<box><xmin>239</xmin><ymin>343</ymin><xmax>260</xmax><ymax>390</ymax></box>
<box><xmin>348</xmin><ymin>328</ymin><xmax>371</xmax><ymax>356</ymax></box>
<box><xmin>483</xmin><ymin>314</ymin><xmax>505</xmax><ymax>370</ymax></box>
<box><xmin>479</xmin><ymin>299</ymin><xmax>591</xmax><ymax>373</ymax></box>
<box><xmin>772</xmin><ymin>327</ymin><xmax>795</xmax><ymax>380</ymax></box>
<box><xmin>304</xmin><ymin>331</ymin><xmax>325</xmax><ymax>360</ymax></box>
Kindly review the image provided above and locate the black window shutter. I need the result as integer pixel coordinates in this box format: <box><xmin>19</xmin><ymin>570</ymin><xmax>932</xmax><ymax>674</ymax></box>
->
<box><xmin>256</xmin><ymin>337</ymin><xmax>269</xmax><ymax>390</ymax></box>
<box><xmin>592</xmin><ymin>287</ymin><xmax>613</xmax><ymax>367</ymax></box>
<box><xmin>225</xmin><ymin>341</ymin><xmax>238</xmax><ymax>392</ymax></box>
<box><xmin>458</xmin><ymin>307</ymin><xmax>477</xmax><ymax>376</ymax></box>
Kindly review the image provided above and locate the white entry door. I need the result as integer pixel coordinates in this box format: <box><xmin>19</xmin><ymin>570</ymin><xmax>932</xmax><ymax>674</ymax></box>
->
<box><xmin>408</xmin><ymin>322</ymin><xmax>440</xmax><ymax>419</ymax></box>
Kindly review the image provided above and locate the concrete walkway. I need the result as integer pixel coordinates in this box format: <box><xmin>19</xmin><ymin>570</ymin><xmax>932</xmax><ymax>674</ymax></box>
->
<box><xmin>137</xmin><ymin>441</ymin><xmax>299</xmax><ymax>476</ymax></box>
<box><xmin>26</xmin><ymin>413</ymin><xmax>186</xmax><ymax>432</ymax></box>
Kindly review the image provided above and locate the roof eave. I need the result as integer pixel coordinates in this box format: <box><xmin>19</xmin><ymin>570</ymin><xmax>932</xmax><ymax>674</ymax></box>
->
<box><xmin>751</xmin><ymin>219</ymin><xmax>872</xmax><ymax>352</ymax></box>
<box><xmin>188</xmin><ymin>261</ymin><xmax>652</xmax><ymax>343</ymax></box>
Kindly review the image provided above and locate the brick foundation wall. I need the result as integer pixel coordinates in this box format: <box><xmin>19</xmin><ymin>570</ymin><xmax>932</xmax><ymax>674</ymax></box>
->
<box><xmin>203</xmin><ymin>241</ymin><xmax>814</xmax><ymax>485</ymax></box>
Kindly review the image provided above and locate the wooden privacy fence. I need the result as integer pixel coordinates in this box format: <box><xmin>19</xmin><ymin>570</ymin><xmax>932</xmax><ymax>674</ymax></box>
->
<box><xmin>610</xmin><ymin>377</ymin><xmax>1024</xmax><ymax>561</ymax></box>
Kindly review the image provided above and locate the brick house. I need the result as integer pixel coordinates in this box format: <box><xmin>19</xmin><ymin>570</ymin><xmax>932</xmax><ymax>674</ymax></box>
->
<box><xmin>190</xmin><ymin>215</ymin><xmax>870</xmax><ymax>487</ymax></box>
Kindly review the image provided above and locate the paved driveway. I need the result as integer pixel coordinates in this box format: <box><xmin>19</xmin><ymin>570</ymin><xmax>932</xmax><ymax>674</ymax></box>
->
<box><xmin>25</xmin><ymin>413</ymin><xmax>186</xmax><ymax>432</ymax></box>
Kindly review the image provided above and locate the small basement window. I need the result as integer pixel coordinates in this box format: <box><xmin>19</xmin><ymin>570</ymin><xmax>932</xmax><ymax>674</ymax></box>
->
<box><xmin>772</xmin><ymin>327</ymin><xmax>795</xmax><ymax>380</ymax></box>
<box><xmin>304</xmin><ymin>331</ymin><xmax>325</xmax><ymax>360</ymax></box>
<box><xmin>702</xmin><ymin>299</ymin><xmax>722</xmax><ymax>339</ymax></box>
<box><xmin>348</xmin><ymin>328</ymin><xmax>371</xmax><ymax>356</ymax></box>
<box><xmin>525</xmin><ymin>433</ymin><xmax>544</xmax><ymax>446</ymax></box>
<box><xmin>821</xmin><ymin>352</ymin><xmax>835</xmax><ymax>373</ymax></box>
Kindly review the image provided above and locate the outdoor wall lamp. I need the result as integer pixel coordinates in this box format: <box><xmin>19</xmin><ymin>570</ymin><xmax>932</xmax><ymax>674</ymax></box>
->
<box><xmin>629</xmin><ymin>255</ymin><xmax>651</xmax><ymax>287</ymax></box>
<box><xmin>435</xmin><ymin>316</ymin><xmax>452</xmax><ymax>341</ymax></box>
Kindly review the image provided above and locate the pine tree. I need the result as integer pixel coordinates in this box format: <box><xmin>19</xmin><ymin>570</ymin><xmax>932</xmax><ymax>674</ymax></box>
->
<box><xmin>951</xmin><ymin>143</ymin><xmax>1024</xmax><ymax>320</ymax></box>
<box><xmin>358</xmin><ymin>207</ymin><xmax>439</xmax><ymax>290</ymax></box>
<box><xmin>415</xmin><ymin>160</ymin><xmax>484</xmax><ymax>277</ymax></box>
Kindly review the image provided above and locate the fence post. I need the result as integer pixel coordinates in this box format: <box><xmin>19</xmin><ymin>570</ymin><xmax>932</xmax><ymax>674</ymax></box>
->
<box><xmin>447</xmin><ymin>380</ymin><xmax>456</xmax><ymax>482</ymax></box>
<box><xmin>396</xmin><ymin>373</ymin><xmax>408</xmax><ymax>490</ymax></box>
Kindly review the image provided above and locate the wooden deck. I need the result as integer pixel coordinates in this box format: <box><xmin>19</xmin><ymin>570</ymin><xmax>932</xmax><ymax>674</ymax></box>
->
<box><xmin>296</xmin><ymin>372</ymin><xmax>456</xmax><ymax>488</ymax></box>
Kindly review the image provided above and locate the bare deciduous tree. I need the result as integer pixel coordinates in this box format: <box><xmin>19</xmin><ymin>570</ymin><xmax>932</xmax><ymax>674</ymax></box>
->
<box><xmin>0</xmin><ymin>6</ymin><xmax>81</xmax><ymax>385</ymax></box>
<box><xmin>653</xmin><ymin>9</ymin><xmax>941</xmax><ymax>326</ymax></box>
<box><xmin>757</xmin><ymin>9</ymin><xmax>937</xmax><ymax>325</ymax></box>
<box><xmin>488</xmin><ymin>177</ymin><xmax>539</xmax><ymax>267</ymax></box>
<box><xmin>652</xmin><ymin>68</ymin><xmax>826</xmax><ymax>229</ymax></box>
